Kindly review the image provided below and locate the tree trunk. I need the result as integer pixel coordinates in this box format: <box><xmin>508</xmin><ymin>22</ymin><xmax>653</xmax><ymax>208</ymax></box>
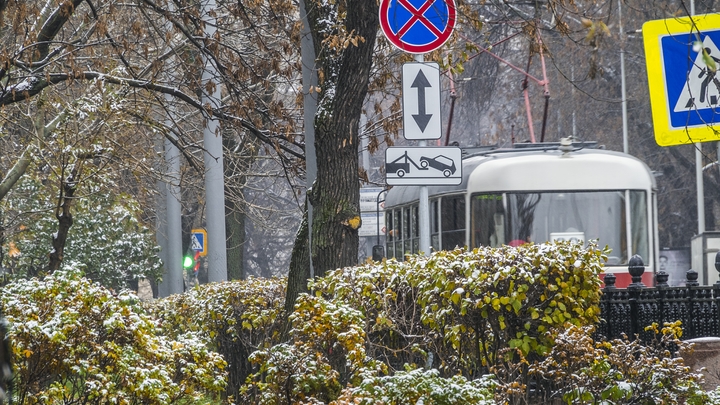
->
<box><xmin>48</xmin><ymin>166</ymin><xmax>80</xmax><ymax>272</ymax></box>
<box><xmin>223</xmin><ymin>132</ymin><xmax>246</xmax><ymax>281</ymax></box>
<box><xmin>0</xmin><ymin>146</ymin><xmax>32</xmax><ymax>202</ymax></box>
<box><xmin>225</xmin><ymin>199</ymin><xmax>245</xmax><ymax>280</ymax></box>
<box><xmin>307</xmin><ymin>0</ymin><xmax>379</xmax><ymax>278</ymax></box>
<box><xmin>284</xmin><ymin>0</ymin><xmax>379</xmax><ymax>313</ymax></box>
<box><xmin>283</xmin><ymin>208</ymin><xmax>310</xmax><ymax>337</ymax></box>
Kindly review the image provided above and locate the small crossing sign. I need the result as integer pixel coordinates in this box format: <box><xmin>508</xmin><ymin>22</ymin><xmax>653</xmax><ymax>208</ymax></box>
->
<box><xmin>190</xmin><ymin>228</ymin><xmax>207</xmax><ymax>257</ymax></box>
<box><xmin>385</xmin><ymin>146</ymin><xmax>462</xmax><ymax>185</ymax></box>
<box><xmin>403</xmin><ymin>62</ymin><xmax>442</xmax><ymax>139</ymax></box>
<box><xmin>643</xmin><ymin>13</ymin><xmax>720</xmax><ymax>146</ymax></box>
<box><xmin>379</xmin><ymin>0</ymin><xmax>456</xmax><ymax>54</ymax></box>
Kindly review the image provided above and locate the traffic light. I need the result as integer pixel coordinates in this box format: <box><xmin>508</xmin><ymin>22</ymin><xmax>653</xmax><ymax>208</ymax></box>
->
<box><xmin>183</xmin><ymin>251</ymin><xmax>201</xmax><ymax>273</ymax></box>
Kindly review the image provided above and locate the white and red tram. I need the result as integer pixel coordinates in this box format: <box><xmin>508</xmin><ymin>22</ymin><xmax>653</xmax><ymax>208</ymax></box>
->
<box><xmin>384</xmin><ymin>143</ymin><xmax>658</xmax><ymax>287</ymax></box>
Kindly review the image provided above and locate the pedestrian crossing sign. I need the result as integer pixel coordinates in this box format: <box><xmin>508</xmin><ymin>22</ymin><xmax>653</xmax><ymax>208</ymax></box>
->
<box><xmin>190</xmin><ymin>228</ymin><xmax>207</xmax><ymax>257</ymax></box>
<box><xmin>643</xmin><ymin>13</ymin><xmax>720</xmax><ymax>146</ymax></box>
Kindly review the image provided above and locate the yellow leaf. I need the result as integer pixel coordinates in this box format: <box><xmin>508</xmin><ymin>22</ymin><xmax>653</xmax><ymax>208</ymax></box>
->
<box><xmin>347</xmin><ymin>216</ymin><xmax>361</xmax><ymax>230</ymax></box>
<box><xmin>8</xmin><ymin>242</ymin><xmax>20</xmax><ymax>257</ymax></box>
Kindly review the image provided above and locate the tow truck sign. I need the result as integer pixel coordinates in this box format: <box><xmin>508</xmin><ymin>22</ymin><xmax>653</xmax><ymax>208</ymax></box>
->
<box><xmin>385</xmin><ymin>146</ymin><xmax>462</xmax><ymax>185</ymax></box>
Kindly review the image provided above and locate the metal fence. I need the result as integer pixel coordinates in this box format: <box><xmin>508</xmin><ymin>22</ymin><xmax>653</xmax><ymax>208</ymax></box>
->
<box><xmin>596</xmin><ymin>254</ymin><xmax>720</xmax><ymax>342</ymax></box>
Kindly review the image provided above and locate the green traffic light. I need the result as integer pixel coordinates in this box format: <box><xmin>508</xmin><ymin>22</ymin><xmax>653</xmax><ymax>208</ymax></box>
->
<box><xmin>183</xmin><ymin>256</ymin><xmax>194</xmax><ymax>268</ymax></box>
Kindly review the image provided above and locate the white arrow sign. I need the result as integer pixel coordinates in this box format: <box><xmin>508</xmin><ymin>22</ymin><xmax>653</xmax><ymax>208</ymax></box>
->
<box><xmin>402</xmin><ymin>62</ymin><xmax>442</xmax><ymax>140</ymax></box>
<box><xmin>385</xmin><ymin>146</ymin><xmax>462</xmax><ymax>185</ymax></box>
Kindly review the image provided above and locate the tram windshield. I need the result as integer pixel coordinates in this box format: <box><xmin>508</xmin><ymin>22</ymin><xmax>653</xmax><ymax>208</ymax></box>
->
<box><xmin>471</xmin><ymin>191</ymin><xmax>648</xmax><ymax>265</ymax></box>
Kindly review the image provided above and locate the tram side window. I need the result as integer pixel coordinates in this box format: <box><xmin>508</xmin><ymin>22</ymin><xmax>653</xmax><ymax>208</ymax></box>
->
<box><xmin>403</xmin><ymin>208</ymin><xmax>411</xmax><ymax>255</ymax></box>
<box><xmin>394</xmin><ymin>209</ymin><xmax>402</xmax><ymax>259</ymax></box>
<box><xmin>471</xmin><ymin>194</ymin><xmax>505</xmax><ymax>248</ymax></box>
<box><xmin>441</xmin><ymin>196</ymin><xmax>465</xmax><ymax>250</ymax></box>
<box><xmin>386</xmin><ymin>210</ymin><xmax>394</xmax><ymax>259</ymax></box>
<box><xmin>630</xmin><ymin>191</ymin><xmax>649</xmax><ymax>260</ymax></box>
<box><xmin>411</xmin><ymin>205</ymin><xmax>419</xmax><ymax>254</ymax></box>
<box><xmin>431</xmin><ymin>199</ymin><xmax>440</xmax><ymax>251</ymax></box>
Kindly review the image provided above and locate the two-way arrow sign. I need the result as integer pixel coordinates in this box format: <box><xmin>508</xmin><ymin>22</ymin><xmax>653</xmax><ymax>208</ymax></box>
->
<box><xmin>402</xmin><ymin>62</ymin><xmax>441</xmax><ymax>139</ymax></box>
<box><xmin>411</xmin><ymin>70</ymin><xmax>433</xmax><ymax>132</ymax></box>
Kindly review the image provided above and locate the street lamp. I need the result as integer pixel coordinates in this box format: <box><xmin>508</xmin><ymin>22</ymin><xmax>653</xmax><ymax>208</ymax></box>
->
<box><xmin>372</xmin><ymin>187</ymin><xmax>390</xmax><ymax>261</ymax></box>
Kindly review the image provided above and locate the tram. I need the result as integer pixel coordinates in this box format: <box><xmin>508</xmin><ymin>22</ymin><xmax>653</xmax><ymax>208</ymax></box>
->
<box><xmin>384</xmin><ymin>141</ymin><xmax>658</xmax><ymax>287</ymax></box>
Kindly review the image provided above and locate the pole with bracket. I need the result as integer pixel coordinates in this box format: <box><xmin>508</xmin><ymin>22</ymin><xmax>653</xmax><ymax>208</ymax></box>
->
<box><xmin>415</xmin><ymin>53</ymin><xmax>431</xmax><ymax>256</ymax></box>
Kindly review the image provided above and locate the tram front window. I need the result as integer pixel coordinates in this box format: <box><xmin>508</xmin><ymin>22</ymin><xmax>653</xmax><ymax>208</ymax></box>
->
<box><xmin>471</xmin><ymin>191</ymin><xmax>648</xmax><ymax>265</ymax></box>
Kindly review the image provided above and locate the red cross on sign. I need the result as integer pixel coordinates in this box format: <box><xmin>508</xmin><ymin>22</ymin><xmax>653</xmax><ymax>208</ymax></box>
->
<box><xmin>379</xmin><ymin>0</ymin><xmax>456</xmax><ymax>54</ymax></box>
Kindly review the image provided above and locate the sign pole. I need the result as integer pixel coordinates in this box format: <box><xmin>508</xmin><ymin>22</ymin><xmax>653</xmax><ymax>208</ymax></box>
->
<box><xmin>201</xmin><ymin>0</ymin><xmax>227</xmax><ymax>282</ymax></box>
<box><xmin>379</xmin><ymin>0</ymin><xmax>455</xmax><ymax>257</ymax></box>
<box><xmin>689</xmin><ymin>1</ymin><xmax>705</xmax><ymax>235</ymax></box>
<box><xmin>415</xmin><ymin>54</ymin><xmax>431</xmax><ymax>256</ymax></box>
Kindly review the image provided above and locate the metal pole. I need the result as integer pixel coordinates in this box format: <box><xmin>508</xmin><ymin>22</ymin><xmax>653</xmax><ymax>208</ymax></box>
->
<box><xmin>415</xmin><ymin>54</ymin><xmax>431</xmax><ymax>255</ymax></box>
<box><xmin>522</xmin><ymin>54</ymin><xmax>536</xmax><ymax>143</ymax></box>
<box><xmin>159</xmin><ymin>1</ymin><xmax>183</xmax><ymax>295</ymax></box>
<box><xmin>697</xmin><ymin>146</ymin><xmax>705</xmax><ymax>234</ymax></box>
<box><xmin>163</xmin><ymin>135</ymin><xmax>184</xmax><ymax>294</ymax></box>
<box><xmin>201</xmin><ymin>0</ymin><xmax>228</xmax><ymax>282</ymax></box>
<box><xmin>155</xmin><ymin>139</ymin><xmax>169</xmax><ymax>298</ymax></box>
<box><xmin>619</xmin><ymin>0</ymin><xmax>629</xmax><ymax>154</ymax></box>
<box><xmin>376</xmin><ymin>188</ymin><xmax>388</xmax><ymax>246</ymax></box>
<box><xmin>690</xmin><ymin>0</ymin><xmax>704</xmax><ymax>235</ymax></box>
<box><xmin>572</xmin><ymin>66</ymin><xmax>576</xmax><ymax>138</ymax></box>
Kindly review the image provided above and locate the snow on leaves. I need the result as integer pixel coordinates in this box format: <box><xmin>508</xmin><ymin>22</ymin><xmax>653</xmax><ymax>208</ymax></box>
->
<box><xmin>0</xmin><ymin>270</ymin><xmax>227</xmax><ymax>404</ymax></box>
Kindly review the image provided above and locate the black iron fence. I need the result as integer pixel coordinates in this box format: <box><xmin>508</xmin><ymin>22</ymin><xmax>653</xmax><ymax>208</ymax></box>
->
<box><xmin>597</xmin><ymin>253</ymin><xmax>720</xmax><ymax>342</ymax></box>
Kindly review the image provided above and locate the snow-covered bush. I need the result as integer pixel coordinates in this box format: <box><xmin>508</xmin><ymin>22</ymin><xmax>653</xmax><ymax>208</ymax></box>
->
<box><xmin>332</xmin><ymin>368</ymin><xmax>497</xmax><ymax>405</ymax></box>
<box><xmin>242</xmin><ymin>294</ymin><xmax>378</xmax><ymax>404</ymax></box>
<box><xmin>151</xmin><ymin>277</ymin><xmax>286</xmax><ymax>398</ymax></box>
<box><xmin>239</xmin><ymin>242</ymin><xmax>604</xmax><ymax>403</ymax></box>
<box><xmin>0</xmin><ymin>270</ymin><xmax>227</xmax><ymax>404</ymax></box>
<box><xmin>2</xmin><ymin>178</ymin><xmax>162</xmax><ymax>291</ymax></box>
<box><xmin>241</xmin><ymin>293</ymin><xmax>496</xmax><ymax>405</ymax></box>
<box><xmin>311</xmin><ymin>242</ymin><xmax>606</xmax><ymax>377</ymax></box>
<box><xmin>528</xmin><ymin>322</ymin><xmax>711</xmax><ymax>405</ymax></box>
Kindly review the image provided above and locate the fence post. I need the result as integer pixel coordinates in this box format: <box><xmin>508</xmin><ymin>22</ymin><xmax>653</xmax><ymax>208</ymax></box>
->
<box><xmin>603</xmin><ymin>273</ymin><xmax>617</xmax><ymax>339</ymax></box>
<box><xmin>656</xmin><ymin>269</ymin><xmax>669</xmax><ymax>327</ymax></box>
<box><xmin>686</xmin><ymin>268</ymin><xmax>699</xmax><ymax>339</ymax></box>
<box><xmin>628</xmin><ymin>255</ymin><xmax>645</xmax><ymax>338</ymax></box>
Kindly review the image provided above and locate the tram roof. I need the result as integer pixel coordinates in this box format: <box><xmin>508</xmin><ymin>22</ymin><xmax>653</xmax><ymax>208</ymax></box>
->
<box><xmin>385</xmin><ymin>146</ymin><xmax>657</xmax><ymax>208</ymax></box>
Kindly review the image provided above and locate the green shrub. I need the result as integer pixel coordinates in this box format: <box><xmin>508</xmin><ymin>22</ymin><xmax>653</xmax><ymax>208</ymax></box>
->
<box><xmin>311</xmin><ymin>242</ymin><xmax>606</xmax><ymax>377</ymax></box>
<box><xmin>241</xmin><ymin>294</ymin><xmax>384</xmax><ymax>404</ymax></box>
<box><xmin>0</xmin><ymin>270</ymin><xmax>226</xmax><ymax>404</ymax></box>
<box><xmin>307</xmin><ymin>254</ymin><xmax>428</xmax><ymax>373</ymax></box>
<box><xmin>151</xmin><ymin>277</ymin><xmax>286</xmax><ymax>398</ymax></box>
<box><xmin>527</xmin><ymin>322</ymin><xmax>709</xmax><ymax>405</ymax></box>
<box><xmin>332</xmin><ymin>368</ymin><xmax>497</xmax><ymax>405</ymax></box>
<box><xmin>2</xmin><ymin>178</ymin><xmax>162</xmax><ymax>290</ymax></box>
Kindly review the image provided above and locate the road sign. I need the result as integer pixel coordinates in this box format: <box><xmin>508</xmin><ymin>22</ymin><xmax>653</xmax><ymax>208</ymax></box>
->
<box><xmin>403</xmin><ymin>62</ymin><xmax>442</xmax><ymax>139</ymax></box>
<box><xmin>190</xmin><ymin>228</ymin><xmax>207</xmax><ymax>257</ymax></box>
<box><xmin>643</xmin><ymin>13</ymin><xmax>720</xmax><ymax>146</ymax></box>
<box><xmin>385</xmin><ymin>146</ymin><xmax>461</xmax><ymax>185</ymax></box>
<box><xmin>379</xmin><ymin>0</ymin><xmax>456</xmax><ymax>54</ymax></box>
<box><xmin>359</xmin><ymin>212</ymin><xmax>386</xmax><ymax>237</ymax></box>
<box><xmin>360</xmin><ymin>187</ymin><xmax>387</xmax><ymax>212</ymax></box>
